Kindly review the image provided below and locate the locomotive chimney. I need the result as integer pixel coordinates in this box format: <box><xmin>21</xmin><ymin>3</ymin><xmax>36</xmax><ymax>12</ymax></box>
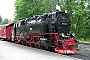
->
<box><xmin>56</xmin><ymin>5</ymin><xmax>61</xmax><ymax>11</ymax></box>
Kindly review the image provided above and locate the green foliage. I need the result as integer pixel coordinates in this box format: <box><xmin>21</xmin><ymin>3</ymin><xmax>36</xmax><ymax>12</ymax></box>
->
<box><xmin>14</xmin><ymin>0</ymin><xmax>52</xmax><ymax>21</ymax></box>
<box><xmin>0</xmin><ymin>18</ymin><xmax>9</xmax><ymax>25</ymax></box>
<box><xmin>0</xmin><ymin>15</ymin><xmax>2</xmax><ymax>23</ymax></box>
<box><xmin>0</xmin><ymin>15</ymin><xmax>10</xmax><ymax>25</ymax></box>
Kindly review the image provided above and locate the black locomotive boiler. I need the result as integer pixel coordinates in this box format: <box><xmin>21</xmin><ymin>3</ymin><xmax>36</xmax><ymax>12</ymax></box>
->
<box><xmin>12</xmin><ymin>10</ymin><xmax>78</xmax><ymax>54</ymax></box>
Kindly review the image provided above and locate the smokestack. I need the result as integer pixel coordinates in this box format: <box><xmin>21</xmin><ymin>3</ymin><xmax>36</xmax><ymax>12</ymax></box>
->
<box><xmin>56</xmin><ymin>5</ymin><xmax>61</xmax><ymax>11</ymax></box>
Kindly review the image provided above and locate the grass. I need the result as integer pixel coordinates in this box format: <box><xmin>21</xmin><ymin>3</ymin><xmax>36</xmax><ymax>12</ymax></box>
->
<box><xmin>78</xmin><ymin>38</ymin><xmax>90</xmax><ymax>44</ymax></box>
<box><xmin>79</xmin><ymin>40</ymin><xmax>90</xmax><ymax>44</ymax></box>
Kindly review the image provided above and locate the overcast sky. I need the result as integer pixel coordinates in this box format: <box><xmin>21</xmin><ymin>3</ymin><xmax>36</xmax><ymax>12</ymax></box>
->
<box><xmin>0</xmin><ymin>0</ymin><xmax>16</xmax><ymax>20</ymax></box>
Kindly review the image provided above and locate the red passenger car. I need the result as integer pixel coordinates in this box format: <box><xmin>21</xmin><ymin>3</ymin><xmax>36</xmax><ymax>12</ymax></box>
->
<box><xmin>0</xmin><ymin>23</ymin><xmax>14</xmax><ymax>41</ymax></box>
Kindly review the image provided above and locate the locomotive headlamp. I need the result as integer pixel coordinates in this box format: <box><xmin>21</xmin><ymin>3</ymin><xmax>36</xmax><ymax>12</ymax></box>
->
<box><xmin>30</xmin><ymin>28</ymin><xmax>32</xmax><ymax>31</ymax></box>
<box><xmin>72</xmin><ymin>33</ymin><xmax>75</xmax><ymax>36</ymax></box>
<box><xmin>56</xmin><ymin>5</ymin><xmax>61</xmax><ymax>11</ymax></box>
<box><xmin>65</xmin><ymin>10</ymin><xmax>67</xmax><ymax>13</ymax></box>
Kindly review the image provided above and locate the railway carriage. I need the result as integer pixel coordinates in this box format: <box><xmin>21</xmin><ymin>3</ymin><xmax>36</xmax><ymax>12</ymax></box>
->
<box><xmin>0</xmin><ymin>23</ymin><xmax>14</xmax><ymax>41</ymax></box>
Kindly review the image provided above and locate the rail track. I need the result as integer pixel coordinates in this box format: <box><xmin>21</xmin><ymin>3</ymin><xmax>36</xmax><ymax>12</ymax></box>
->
<box><xmin>68</xmin><ymin>43</ymin><xmax>90</xmax><ymax>60</ymax></box>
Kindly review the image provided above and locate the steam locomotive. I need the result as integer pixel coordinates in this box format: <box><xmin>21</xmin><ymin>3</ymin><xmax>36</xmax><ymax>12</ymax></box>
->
<box><xmin>0</xmin><ymin>10</ymin><xmax>78</xmax><ymax>54</ymax></box>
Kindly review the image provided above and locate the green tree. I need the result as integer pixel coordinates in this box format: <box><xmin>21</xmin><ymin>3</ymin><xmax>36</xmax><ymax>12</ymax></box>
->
<box><xmin>0</xmin><ymin>15</ymin><xmax>2</xmax><ymax>24</ymax></box>
<box><xmin>14</xmin><ymin>0</ymin><xmax>52</xmax><ymax>22</ymax></box>
<box><xmin>1</xmin><ymin>18</ymin><xmax>9</xmax><ymax>24</ymax></box>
